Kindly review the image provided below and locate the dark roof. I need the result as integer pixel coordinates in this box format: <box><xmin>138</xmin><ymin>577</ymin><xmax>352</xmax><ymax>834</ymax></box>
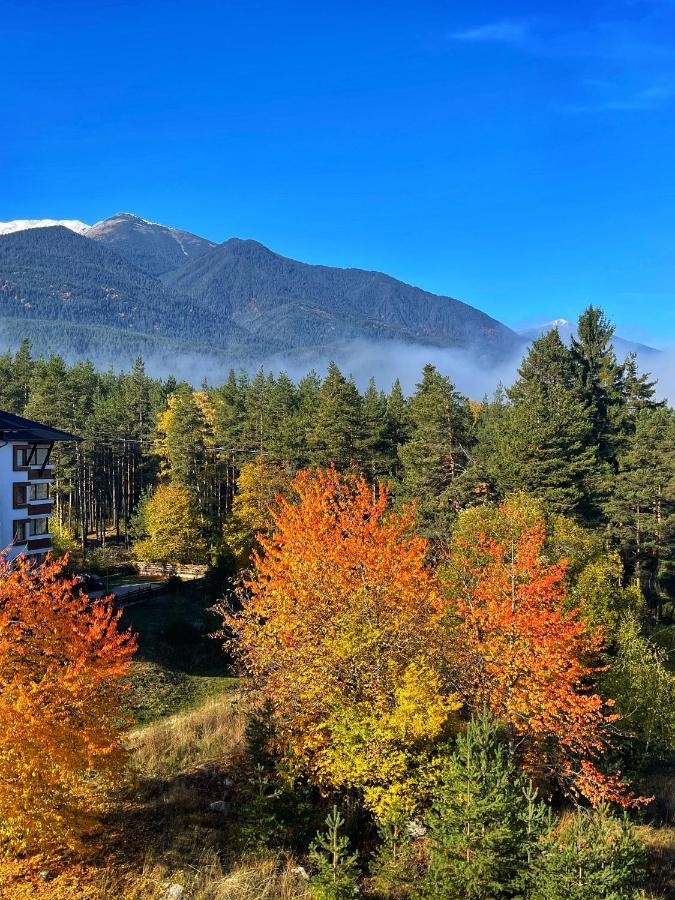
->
<box><xmin>0</xmin><ymin>410</ymin><xmax>80</xmax><ymax>442</ymax></box>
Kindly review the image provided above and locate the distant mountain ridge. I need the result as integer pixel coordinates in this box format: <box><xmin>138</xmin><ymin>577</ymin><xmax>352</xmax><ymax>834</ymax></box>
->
<box><xmin>0</xmin><ymin>218</ymin><xmax>91</xmax><ymax>236</ymax></box>
<box><xmin>0</xmin><ymin>212</ymin><xmax>523</xmax><ymax>373</ymax></box>
<box><xmin>518</xmin><ymin>319</ymin><xmax>661</xmax><ymax>358</ymax></box>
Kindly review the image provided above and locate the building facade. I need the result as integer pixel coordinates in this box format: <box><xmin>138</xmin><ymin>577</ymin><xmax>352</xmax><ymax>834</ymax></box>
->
<box><xmin>0</xmin><ymin>411</ymin><xmax>79</xmax><ymax>563</ymax></box>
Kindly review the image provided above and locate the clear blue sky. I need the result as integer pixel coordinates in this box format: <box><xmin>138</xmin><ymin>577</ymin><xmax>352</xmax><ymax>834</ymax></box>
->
<box><xmin>3</xmin><ymin>0</ymin><xmax>675</xmax><ymax>342</ymax></box>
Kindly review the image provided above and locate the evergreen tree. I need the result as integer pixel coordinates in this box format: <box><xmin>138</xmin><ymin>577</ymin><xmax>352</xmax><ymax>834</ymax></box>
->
<box><xmin>608</xmin><ymin>406</ymin><xmax>675</xmax><ymax>614</ymax></box>
<box><xmin>309</xmin><ymin>363</ymin><xmax>364</xmax><ymax>470</ymax></box>
<box><xmin>309</xmin><ymin>806</ymin><xmax>360</xmax><ymax>899</ymax></box>
<box><xmin>358</xmin><ymin>377</ymin><xmax>392</xmax><ymax>480</ymax></box>
<box><xmin>423</xmin><ymin>709</ymin><xmax>548</xmax><ymax>900</ymax></box>
<box><xmin>398</xmin><ymin>364</ymin><xmax>473</xmax><ymax>538</ymax></box>
<box><xmin>530</xmin><ymin>805</ymin><xmax>646</xmax><ymax>900</ymax></box>
<box><xmin>478</xmin><ymin>331</ymin><xmax>601</xmax><ymax>518</ymax></box>
<box><xmin>0</xmin><ymin>338</ymin><xmax>32</xmax><ymax>413</ymax></box>
<box><xmin>570</xmin><ymin>306</ymin><xmax>625</xmax><ymax>475</ymax></box>
<box><xmin>385</xmin><ymin>378</ymin><xmax>411</xmax><ymax>482</ymax></box>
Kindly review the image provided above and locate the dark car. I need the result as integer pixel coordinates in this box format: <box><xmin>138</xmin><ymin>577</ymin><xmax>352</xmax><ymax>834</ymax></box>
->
<box><xmin>75</xmin><ymin>572</ymin><xmax>105</xmax><ymax>593</ymax></box>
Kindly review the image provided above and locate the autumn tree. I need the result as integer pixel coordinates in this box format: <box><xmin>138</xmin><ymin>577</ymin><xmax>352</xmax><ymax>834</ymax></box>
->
<box><xmin>442</xmin><ymin>497</ymin><xmax>635</xmax><ymax>806</ymax></box>
<box><xmin>602</xmin><ymin>613</ymin><xmax>675</xmax><ymax>762</ymax></box>
<box><xmin>223</xmin><ymin>454</ymin><xmax>291</xmax><ymax>566</ymax></box>
<box><xmin>133</xmin><ymin>482</ymin><xmax>208</xmax><ymax>565</ymax></box>
<box><xmin>0</xmin><ymin>555</ymin><xmax>136</xmax><ymax>853</ymax></box>
<box><xmin>224</xmin><ymin>468</ymin><xmax>459</xmax><ymax>824</ymax></box>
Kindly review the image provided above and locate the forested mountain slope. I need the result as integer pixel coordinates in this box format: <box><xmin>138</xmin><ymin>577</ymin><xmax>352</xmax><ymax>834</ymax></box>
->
<box><xmin>0</xmin><ymin>216</ymin><xmax>524</xmax><ymax>369</ymax></box>
<box><xmin>0</xmin><ymin>226</ymin><xmax>280</xmax><ymax>362</ymax></box>
<box><xmin>162</xmin><ymin>237</ymin><xmax>521</xmax><ymax>356</ymax></box>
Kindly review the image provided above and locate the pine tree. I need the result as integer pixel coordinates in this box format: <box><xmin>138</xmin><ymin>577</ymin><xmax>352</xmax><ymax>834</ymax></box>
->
<box><xmin>0</xmin><ymin>338</ymin><xmax>32</xmax><ymax>413</ymax></box>
<box><xmin>309</xmin><ymin>806</ymin><xmax>360</xmax><ymax>899</ymax></box>
<box><xmin>398</xmin><ymin>364</ymin><xmax>473</xmax><ymax>538</ymax></box>
<box><xmin>570</xmin><ymin>306</ymin><xmax>625</xmax><ymax>475</ymax></box>
<box><xmin>608</xmin><ymin>406</ymin><xmax>675</xmax><ymax>614</ymax></box>
<box><xmin>530</xmin><ymin>805</ymin><xmax>646</xmax><ymax>900</ymax></box>
<box><xmin>358</xmin><ymin>377</ymin><xmax>392</xmax><ymax>480</ymax></box>
<box><xmin>309</xmin><ymin>363</ymin><xmax>364</xmax><ymax>470</ymax></box>
<box><xmin>423</xmin><ymin>709</ymin><xmax>548</xmax><ymax>900</ymax></box>
<box><xmin>385</xmin><ymin>378</ymin><xmax>411</xmax><ymax>482</ymax></box>
<box><xmin>481</xmin><ymin>330</ymin><xmax>601</xmax><ymax>517</ymax></box>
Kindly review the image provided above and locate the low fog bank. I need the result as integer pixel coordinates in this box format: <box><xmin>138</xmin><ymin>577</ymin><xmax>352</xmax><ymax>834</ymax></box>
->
<box><xmin>0</xmin><ymin>321</ymin><xmax>672</xmax><ymax>403</ymax></box>
<box><xmin>130</xmin><ymin>340</ymin><xmax>526</xmax><ymax>398</ymax></box>
<box><xmin>260</xmin><ymin>340</ymin><xmax>524</xmax><ymax>398</ymax></box>
<box><xmin>644</xmin><ymin>346</ymin><xmax>675</xmax><ymax>405</ymax></box>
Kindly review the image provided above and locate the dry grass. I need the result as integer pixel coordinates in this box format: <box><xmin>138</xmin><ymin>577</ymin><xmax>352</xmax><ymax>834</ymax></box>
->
<box><xmin>3</xmin><ymin>691</ymin><xmax>311</xmax><ymax>899</ymax></box>
<box><xmin>1</xmin><ymin>853</ymin><xmax>312</xmax><ymax>899</ymax></box>
<box><xmin>129</xmin><ymin>692</ymin><xmax>247</xmax><ymax>778</ymax></box>
<box><xmin>101</xmin><ymin>850</ymin><xmax>312</xmax><ymax>899</ymax></box>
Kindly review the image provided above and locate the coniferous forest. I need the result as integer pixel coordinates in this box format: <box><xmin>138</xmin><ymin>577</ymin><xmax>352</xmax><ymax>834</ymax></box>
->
<box><xmin>2</xmin><ymin>305</ymin><xmax>675</xmax><ymax>898</ymax></box>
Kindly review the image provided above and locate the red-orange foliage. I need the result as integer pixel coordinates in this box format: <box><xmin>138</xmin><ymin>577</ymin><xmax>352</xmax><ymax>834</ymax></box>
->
<box><xmin>445</xmin><ymin>503</ymin><xmax>639</xmax><ymax>806</ymax></box>
<box><xmin>225</xmin><ymin>468</ymin><xmax>450</xmax><ymax>777</ymax></box>
<box><xmin>0</xmin><ymin>554</ymin><xmax>136</xmax><ymax>853</ymax></box>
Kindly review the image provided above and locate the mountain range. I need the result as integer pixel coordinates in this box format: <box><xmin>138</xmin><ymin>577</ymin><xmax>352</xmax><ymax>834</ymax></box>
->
<box><xmin>0</xmin><ymin>213</ymin><xmax>657</xmax><ymax>380</ymax></box>
<box><xmin>0</xmin><ymin>213</ymin><xmax>524</xmax><ymax>372</ymax></box>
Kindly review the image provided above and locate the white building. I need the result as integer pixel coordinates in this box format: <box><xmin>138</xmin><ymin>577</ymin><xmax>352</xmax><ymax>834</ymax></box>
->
<box><xmin>0</xmin><ymin>410</ymin><xmax>79</xmax><ymax>564</ymax></box>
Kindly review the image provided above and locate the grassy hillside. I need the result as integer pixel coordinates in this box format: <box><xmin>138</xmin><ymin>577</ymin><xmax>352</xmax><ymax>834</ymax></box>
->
<box><xmin>120</xmin><ymin>587</ymin><xmax>237</xmax><ymax>725</ymax></box>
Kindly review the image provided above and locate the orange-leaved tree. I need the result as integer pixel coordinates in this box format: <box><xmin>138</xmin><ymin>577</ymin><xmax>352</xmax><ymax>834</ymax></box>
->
<box><xmin>0</xmin><ymin>554</ymin><xmax>137</xmax><ymax>853</ymax></box>
<box><xmin>224</xmin><ymin>467</ymin><xmax>460</xmax><ymax>823</ymax></box>
<box><xmin>443</xmin><ymin>497</ymin><xmax>639</xmax><ymax>807</ymax></box>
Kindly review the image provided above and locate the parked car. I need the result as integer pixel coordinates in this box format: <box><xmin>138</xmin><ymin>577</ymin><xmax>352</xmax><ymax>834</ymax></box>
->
<box><xmin>75</xmin><ymin>572</ymin><xmax>105</xmax><ymax>592</ymax></box>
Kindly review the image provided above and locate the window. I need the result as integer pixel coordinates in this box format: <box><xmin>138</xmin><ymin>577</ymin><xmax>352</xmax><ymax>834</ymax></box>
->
<box><xmin>29</xmin><ymin>518</ymin><xmax>50</xmax><ymax>536</ymax></box>
<box><xmin>13</xmin><ymin>445</ymin><xmax>51</xmax><ymax>469</ymax></box>
<box><xmin>13</xmin><ymin>520</ymin><xmax>28</xmax><ymax>544</ymax></box>
<box><xmin>33</xmin><ymin>447</ymin><xmax>50</xmax><ymax>466</ymax></box>
<box><xmin>14</xmin><ymin>447</ymin><xmax>30</xmax><ymax>468</ymax></box>
<box><xmin>29</xmin><ymin>483</ymin><xmax>50</xmax><ymax>501</ymax></box>
<box><xmin>13</xmin><ymin>483</ymin><xmax>28</xmax><ymax>507</ymax></box>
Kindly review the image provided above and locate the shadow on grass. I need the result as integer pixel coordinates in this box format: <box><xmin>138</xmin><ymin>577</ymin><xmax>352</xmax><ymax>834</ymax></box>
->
<box><xmin>119</xmin><ymin>580</ymin><xmax>238</xmax><ymax>724</ymax></box>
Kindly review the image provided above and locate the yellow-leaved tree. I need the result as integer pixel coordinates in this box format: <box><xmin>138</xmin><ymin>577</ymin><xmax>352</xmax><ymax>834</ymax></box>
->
<box><xmin>224</xmin><ymin>468</ymin><xmax>460</xmax><ymax>824</ymax></box>
<box><xmin>223</xmin><ymin>454</ymin><xmax>290</xmax><ymax>566</ymax></box>
<box><xmin>0</xmin><ymin>555</ymin><xmax>136</xmax><ymax>854</ymax></box>
<box><xmin>133</xmin><ymin>482</ymin><xmax>208</xmax><ymax>565</ymax></box>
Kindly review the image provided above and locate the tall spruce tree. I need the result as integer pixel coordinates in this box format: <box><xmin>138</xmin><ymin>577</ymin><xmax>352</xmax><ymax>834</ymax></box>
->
<box><xmin>398</xmin><ymin>364</ymin><xmax>473</xmax><ymax>538</ymax></box>
<box><xmin>570</xmin><ymin>307</ymin><xmax>626</xmax><ymax>475</ymax></box>
<box><xmin>477</xmin><ymin>331</ymin><xmax>600</xmax><ymax>517</ymax></box>
<box><xmin>309</xmin><ymin>362</ymin><xmax>364</xmax><ymax>470</ymax></box>
<box><xmin>358</xmin><ymin>377</ymin><xmax>392</xmax><ymax>480</ymax></box>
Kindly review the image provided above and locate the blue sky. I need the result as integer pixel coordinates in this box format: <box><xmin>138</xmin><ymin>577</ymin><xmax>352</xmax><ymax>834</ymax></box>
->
<box><xmin>3</xmin><ymin>0</ymin><xmax>675</xmax><ymax>342</ymax></box>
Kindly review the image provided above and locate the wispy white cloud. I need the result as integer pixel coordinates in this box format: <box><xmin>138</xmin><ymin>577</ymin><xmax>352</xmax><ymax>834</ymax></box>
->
<box><xmin>561</xmin><ymin>81</ymin><xmax>673</xmax><ymax>113</ymax></box>
<box><xmin>451</xmin><ymin>20</ymin><xmax>531</xmax><ymax>45</ymax></box>
<box><xmin>450</xmin><ymin>15</ymin><xmax>675</xmax><ymax>113</ymax></box>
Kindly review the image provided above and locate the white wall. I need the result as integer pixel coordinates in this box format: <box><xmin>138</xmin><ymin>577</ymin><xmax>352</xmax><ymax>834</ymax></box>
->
<box><xmin>0</xmin><ymin>442</ymin><xmax>28</xmax><ymax>561</ymax></box>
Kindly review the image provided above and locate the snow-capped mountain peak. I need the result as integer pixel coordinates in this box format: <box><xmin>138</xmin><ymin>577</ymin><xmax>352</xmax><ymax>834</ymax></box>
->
<box><xmin>0</xmin><ymin>219</ymin><xmax>90</xmax><ymax>236</ymax></box>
